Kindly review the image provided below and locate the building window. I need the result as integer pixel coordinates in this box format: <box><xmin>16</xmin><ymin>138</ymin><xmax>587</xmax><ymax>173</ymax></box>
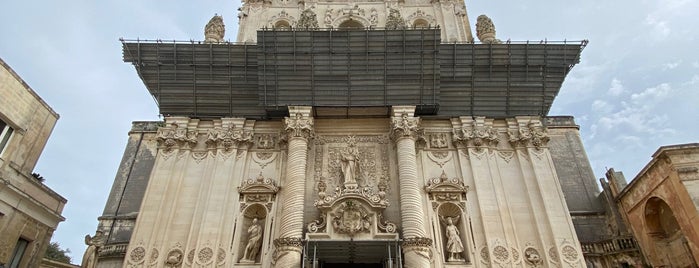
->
<box><xmin>8</xmin><ymin>238</ymin><xmax>29</xmax><ymax>268</ymax></box>
<box><xmin>0</xmin><ymin>119</ymin><xmax>13</xmax><ymax>156</ymax></box>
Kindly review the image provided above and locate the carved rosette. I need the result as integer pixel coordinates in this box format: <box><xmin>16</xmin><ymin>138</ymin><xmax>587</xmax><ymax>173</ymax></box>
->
<box><xmin>390</xmin><ymin>113</ymin><xmax>421</xmax><ymax>141</ymax></box>
<box><xmin>506</xmin><ymin>119</ymin><xmax>550</xmax><ymax>150</ymax></box>
<box><xmin>156</xmin><ymin>123</ymin><xmax>198</xmax><ymax>155</ymax></box>
<box><xmin>451</xmin><ymin>116</ymin><xmax>499</xmax><ymax>151</ymax></box>
<box><xmin>296</xmin><ymin>9</ymin><xmax>319</xmax><ymax>29</ymax></box>
<box><xmin>204</xmin><ymin>14</ymin><xmax>225</xmax><ymax>43</ymax></box>
<box><xmin>284</xmin><ymin>111</ymin><xmax>314</xmax><ymax>141</ymax></box>
<box><xmin>523</xmin><ymin>247</ymin><xmax>544</xmax><ymax>266</ymax></box>
<box><xmin>476</xmin><ymin>14</ymin><xmax>501</xmax><ymax>44</ymax></box>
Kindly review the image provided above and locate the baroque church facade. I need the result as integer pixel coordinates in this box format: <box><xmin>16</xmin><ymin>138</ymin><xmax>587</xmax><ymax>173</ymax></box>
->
<box><xmin>86</xmin><ymin>0</ymin><xmax>612</xmax><ymax>267</ymax></box>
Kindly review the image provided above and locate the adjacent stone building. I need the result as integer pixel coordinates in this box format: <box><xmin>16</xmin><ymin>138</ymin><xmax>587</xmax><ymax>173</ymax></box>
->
<box><xmin>0</xmin><ymin>57</ymin><xmax>66</xmax><ymax>267</ymax></box>
<box><xmin>605</xmin><ymin>144</ymin><xmax>699</xmax><ymax>267</ymax></box>
<box><xmin>87</xmin><ymin>1</ymin><xmax>614</xmax><ymax>267</ymax></box>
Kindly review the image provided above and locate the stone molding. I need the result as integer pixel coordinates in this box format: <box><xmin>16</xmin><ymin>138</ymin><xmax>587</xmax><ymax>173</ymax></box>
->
<box><xmin>451</xmin><ymin>116</ymin><xmax>499</xmax><ymax>151</ymax></box>
<box><xmin>506</xmin><ymin>118</ymin><xmax>550</xmax><ymax>150</ymax></box>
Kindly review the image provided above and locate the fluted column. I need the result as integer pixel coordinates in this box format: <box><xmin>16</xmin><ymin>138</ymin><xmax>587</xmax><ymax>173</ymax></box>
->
<box><xmin>274</xmin><ymin>106</ymin><xmax>313</xmax><ymax>268</ymax></box>
<box><xmin>390</xmin><ymin>106</ymin><xmax>432</xmax><ymax>267</ymax></box>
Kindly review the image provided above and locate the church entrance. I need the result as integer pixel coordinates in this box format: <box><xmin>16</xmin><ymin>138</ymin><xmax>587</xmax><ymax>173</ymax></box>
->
<box><xmin>304</xmin><ymin>240</ymin><xmax>402</xmax><ymax>268</ymax></box>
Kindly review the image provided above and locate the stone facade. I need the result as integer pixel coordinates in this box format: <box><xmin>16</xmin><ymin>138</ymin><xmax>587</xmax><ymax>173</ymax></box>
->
<box><xmin>608</xmin><ymin>144</ymin><xmax>699</xmax><ymax>267</ymax></box>
<box><xmin>0</xmin><ymin>57</ymin><xmax>66</xmax><ymax>267</ymax></box>
<box><xmin>87</xmin><ymin>0</ymin><xmax>607</xmax><ymax>266</ymax></box>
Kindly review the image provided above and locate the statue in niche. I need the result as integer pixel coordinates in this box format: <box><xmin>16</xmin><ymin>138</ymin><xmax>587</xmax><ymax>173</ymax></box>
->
<box><xmin>340</xmin><ymin>145</ymin><xmax>360</xmax><ymax>187</ymax></box>
<box><xmin>441</xmin><ymin>216</ymin><xmax>464</xmax><ymax>262</ymax></box>
<box><xmin>241</xmin><ymin>218</ymin><xmax>263</xmax><ymax>263</ymax></box>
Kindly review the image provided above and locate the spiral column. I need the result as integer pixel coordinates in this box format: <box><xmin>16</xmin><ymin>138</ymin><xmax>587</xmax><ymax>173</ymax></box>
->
<box><xmin>274</xmin><ymin>106</ymin><xmax>313</xmax><ymax>268</ymax></box>
<box><xmin>390</xmin><ymin>106</ymin><xmax>432</xmax><ymax>267</ymax></box>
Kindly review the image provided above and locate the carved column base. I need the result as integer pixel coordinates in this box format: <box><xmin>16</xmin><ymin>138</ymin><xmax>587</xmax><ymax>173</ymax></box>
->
<box><xmin>402</xmin><ymin>237</ymin><xmax>433</xmax><ymax>268</ymax></box>
<box><xmin>273</xmin><ymin>238</ymin><xmax>303</xmax><ymax>268</ymax></box>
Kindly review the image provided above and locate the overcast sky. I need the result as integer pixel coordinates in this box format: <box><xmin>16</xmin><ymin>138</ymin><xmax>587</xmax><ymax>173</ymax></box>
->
<box><xmin>1</xmin><ymin>0</ymin><xmax>697</xmax><ymax>263</ymax></box>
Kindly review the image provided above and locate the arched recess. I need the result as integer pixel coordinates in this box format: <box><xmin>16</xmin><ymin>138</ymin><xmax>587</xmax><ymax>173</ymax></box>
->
<box><xmin>412</xmin><ymin>18</ymin><xmax>429</xmax><ymax>29</ymax></box>
<box><xmin>437</xmin><ymin>203</ymin><xmax>470</xmax><ymax>263</ymax></box>
<box><xmin>332</xmin><ymin>16</ymin><xmax>370</xmax><ymax>30</ymax></box>
<box><xmin>644</xmin><ymin>197</ymin><xmax>681</xmax><ymax>239</ymax></box>
<box><xmin>274</xmin><ymin>20</ymin><xmax>292</xmax><ymax>30</ymax></box>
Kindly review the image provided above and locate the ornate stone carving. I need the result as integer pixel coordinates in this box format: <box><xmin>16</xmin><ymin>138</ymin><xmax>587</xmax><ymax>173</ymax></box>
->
<box><xmin>548</xmin><ymin>246</ymin><xmax>559</xmax><ymax>263</ymax></box>
<box><xmin>507</xmin><ymin>121</ymin><xmax>550</xmax><ymax>150</ymax></box>
<box><xmin>156</xmin><ymin>123</ymin><xmax>198</xmax><ymax>154</ymax></box>
<box><xmin>512</xmin><ymin>247</ymin><xmax>521</xmax><ymax>264</ymax></box>
<box><xmin>430</xmin><ymin>133</ymin><xmax>449</xmax><ymax>148</ymax></box>
<box><xmin>239</xmin><ymin>173</ymin><xmax>280</xmax><ymax>196</ymax></box>
<box><xmin>493</xmin><ymin>245</ymin><xmax>510</xmax><ymax>263</ymax></box>
<box><xmin>149</xmin><ymin>248</ymin><xmax>159</xmax><ymax>265</ymax></box>
<box><xmin>129</xmin><ymin>246</ymin><xmax>146</xmax><ymax>264</ymax></box>
<box><xmin>256</xmin><ymin>133</ymin><xmax>276</xmax><ymax>149</ymax></box>
<box><xmin>403</xmin><ymin>237</ymin><xmax>433</xmax><ymax>248</ymax></box>
<box><xmin>426</xmin><ymin>171</ymin><xmax>468</xmax><ymax>203</ymax></box>
<box><xmin>165</xmin><ymin>249</ymin><xmax>183</xmax><ymax>267</ymax></box>
<box><xmin>216</xmin><ymin>248</ymin><xmax>226</xmax><ymax>265</ymax></box>
<box><xmin>480</xmin><ymin>246</ymin><xmax>491</xmax><ymax>264</ymax></box>
<box><xmin>452</xmin><ymin>117</ymin><xmax>499</xmax><ymax>151</ymax></box>
<box><xmin>524</xmin><ymin>247</ymin><xmax>543</xmax><ymax>266</ymax></box>
<box><xmin>390</xmin><ymin>112</ymin><xmax>420</xmax><ymax>141</ymax></box>
<box><xmin>476</xmin><ymin>14</ymin><xmax>501</xmax><ymax>44</ymax></box>
<box><xmin>369</xmin><ymin>8</ymin><xmax>378</xmax><ymax>25</ymax></box>
<box><xmin>377</xmin><ymin>213</ymin><xmax>397</xmax><ymax>233</ymax></box>
<box><xmin>198</xmin><ymin>247</ymin><xmax>214</xmax><ymax>264</ymax></box>
<box><xmin>81</xmin><ymin>231</ymin><xmax>104</xmax><ymax>268</ymax></box>
<box><xmin>560</xmin><ymin>244</ymin><xmax>579</xmax><ymax>263</ymax></box>
<box><xmin>307</xmin><ymin>213</ymin><xmax>327</xmax><ymax>233</ymax></box>
<box><xmin>204</xmin><ymin>14</ymin><xmax>225</xmax><ymax>43</ymax></box>
<box><xmin>206</xmin><ymin>125</ymin><xmax>253</xmax><ymax>152</ymax></box>
<box><xmin>268</xmin><ymin>10</ymin><xmax>296</xmax><ymax>28</ymax></box>
<box><xmin>324</xmin><ymin>9</ymin><xmax>334</xmax><ymax>26</ymax></box>
<box><xmin>272</xmin><ymin>238</ymin><xmax>303</xmax><ymax>264</ymax></box>
<box><xmin>385</xmin><ymin>8</ymin><xmax>406</xmax><ymax>30</ymax></box>
<box><xmin>284</xmin><ymin>111</ymin><xmax>314</xmax><ymax>140</ymax></box>
<box><xmin>331</xmin><ymin>200</ymin><xmax>371</xmax><ymax>236</ymax></box>
<box><xmin>406</xmin><ymin>9</ymin><xmax>436</xmax><ymax>27</ymax></box>
<box><xmin>297</xmin><ymin>9</ymin><xmax>319</xmax><ymax>29</ymax></box>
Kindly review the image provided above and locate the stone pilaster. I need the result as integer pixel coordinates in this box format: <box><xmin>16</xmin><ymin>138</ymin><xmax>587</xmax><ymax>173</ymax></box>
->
<box><xmin>274</xmin><ymin>106</ymin><xmax>313</xmax><ymax>268</ymax></box>
<box><xmin>390</xmin><ymin>106</ymin><xmax>432</xmax><ymax>267</ymax></box>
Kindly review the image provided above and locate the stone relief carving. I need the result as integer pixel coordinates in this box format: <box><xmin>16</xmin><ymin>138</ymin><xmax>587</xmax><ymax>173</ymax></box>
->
<box><xmin>129</xmin><ymin>245</ymin><xmax>147</xmax><ymax>265</ymax></box>
<box><xmin>197</xmin><ymin>247</ymin><xmax>214</xmax><ymax>264</ymax></box>
<box><xmin>427</xmin><ymin>151</ymin><xmax>452</xmax><ymax>168</ymax></box>
<box><xmin>256</xmin><ymin>133</ymin><xmax>276</xmax><ymax>149</ymax></box>
<box><xmin>204</xmin><ymin>14</ymin><xmax>225</xmax><ymax>43</ymax></box>
<box><xmin>369</xmin><ymin>8</ymin><xmax>378</xmax><ymax>26</ymax></box>
<box><xmin>240</xmin><ymin>218</ymin><xmax>263</xmax><ymax>263</ymax></box>
<box><xmin>507</xmin><ymin>120</ymin><xmax>550</xmax><ymax>150</ymax></box>
<box><xmin>406</xmin><ymin>9</ymin><xmax>436</xmax><ymax>27</ymax></box>
<box><xmin>149</xmin><ymin>248</ymin><xmax>159</xmax><ymax>266</ymax></box>
<box><xmin>390</xmin><ymin>113</ymin><xmax>420</xmax><ymax>140</ymax></box>
<box><xmin>339</xmin><ymin>142</ymin><xmax>360</xmax><ymax>189</ymax></box>
<box><xmin>429</xmin><ymin>133</ymin><xmax>449</xmax><ymax>148</ymax></box>
<box><xmin>271</xmin><ymin>237</ymin><xmax>304</xmax><ymax>264</ymax></box>
<box><xmin>164</xmin><ymin>248</ymin><xmax>184</xmax><ymax>267</ymax></box>
<box><xmin>425</xmin><ymin>171</ymin><xmax>468</xmax><ymax>204</ymax></box>
<box><xmin>476</xmin><ymin>14</ymin><xmax>501</xmax><ymax>44</ymax></box>
<box><xmin>548</xmin><ymin>246</ymin><xmax>560</xmax><ymax>264</ymax></box>
<box><xmin>331</xmin><ymin>201</ymin><xmax>371</xmax><ymax>236</ymax></box>
<box><xmin>524</xmin><ymin>247</ymin><xmax>543</xmax><ymax>266</ymax></box>
<box><xmin>511</xmin><ymin>246</ymin><xmax>521</xmax><ymax>264</ymax></box>
<box><xmin>493</xmin><ymin>245</ymin><xmax>510</xmax><ymax>264</ymax></box>
<box><xmin>156</xmin><ymin>123</ymin><xmax>198</xmax><ymax>155</ymax></box>
<box><xmin>324</xmin><ymin>9</ymin><xmax>334</xmax><ymax>26</ymax></box>
<box><xmin>560</xmin><ymin>244</ymin><xmax>579</xmax><ymax>264</ymax></box>
<box><xmin>206</xmin><ymin>125</ymin><xmax>253</xmax><ymax>152</ymax></box>
<box><xmin>296</xmin><ymin>8</ymin><xmax>320</xmax><ymax>29</ymax></box>
<box><xmin>385</xmin><ymin>8</ymin><xmax>406</xmax><ymax>30</ymax></box>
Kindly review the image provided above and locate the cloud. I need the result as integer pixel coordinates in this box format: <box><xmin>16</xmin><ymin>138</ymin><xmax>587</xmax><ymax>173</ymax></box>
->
<box><xmin>630</xmin><ymin>83</ymin><xmax>671</xmax><ymax>101</ymax></box>
<box><xmin>607</xmin><ymin>78</ymin><xmax>626</xmax><ymax>96</ymax></box>
<box><xmin>662</xmin><ymin>60</ymin><xmax>682</xmax><ymax>70</ymax></box>
<box><xmin>645</xmin><ymin>15</ymin><xmax>670</xmax><ymax>38</ymax></box>
<box><xmin>591</xmin><ymin>100</ymin><xmax>614</xmax><ymax>114</ymax></box>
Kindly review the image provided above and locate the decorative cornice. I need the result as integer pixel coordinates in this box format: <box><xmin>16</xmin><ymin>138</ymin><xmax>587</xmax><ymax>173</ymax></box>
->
<box><xmin>425</xmin><ymin>171</ymin><xmax>469</xmax><ymax>197</ymax></box>
<box><xmin>156</xmin><ymin>123</ymin><xmax>198</xmax><ymax>152</ymax></box>
<box><xmin>205</xmin><ymin>125</ymin><xmax>253</xmax><ymax>151</ymax></box>
<box><xmin>507</xmin><ymin>119</ymin><xmax>550</xmax><ymax>149</ymax></box>
<box><xmin>238</xmin><ymin>173</ymin><xmax>280</xmax><ymax>195</ymax></box>
<box><xmin>402</xmin><ymin>237</ymin><xmax>433</xmax><ymax>248</ymax></box>
<box><xmin>452</xmin><ymin>117</ymin><xmax>499</xmax><ymax>151</ymax></box>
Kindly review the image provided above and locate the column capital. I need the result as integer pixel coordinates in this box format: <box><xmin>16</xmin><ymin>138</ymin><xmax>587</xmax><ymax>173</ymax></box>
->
<box><xmin>506</xmin><ymin>117</ymin><xmax>550</xmax><ymax>149</ymax></box>
<box><xmin>284</xmin><ymin>106</ymin><xmax>314</xmax><ymax>141</ymax></box>
<box><xmin>390</xmin><ymin>106</ymin><xmax>421</xmax><ymax>141</ymax></box>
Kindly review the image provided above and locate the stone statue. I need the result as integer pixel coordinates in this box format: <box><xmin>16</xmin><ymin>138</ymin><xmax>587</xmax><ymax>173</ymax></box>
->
<box><xmin>476</xmin><ymin>14</ymin><xmax>501</xmax><ymax>44</ymax></box>
<box><xmin>385</xmin><ymin>8</ymin><xmax>406</xmax><ymax>30</ymax></box>
<box><xmin>340</xmin><ymin>146</ymin><xmax>359</xmax><ymax>186</ymax></box>
<box><xmin>324</xmin><ymin>9</ymin><xmax>333</xmax><ymax>26</ymax></box>
<box><xmin>205</xmin><ymin>14</ymin><xmax>225</xmax><ymax>43</ymax></box>
<box><xmin>441</xmin><ymin>216</ymin><xmax>464</xmax><ymax>262</ymax></box>
<box><xmin>81</xmin><ymin>231</ymin><xmax>104</xmax><ymax>268</ymax></box>
<box><xmin>241</xmin><ymin>218</ymin><xmax>263</xmax><ymax>263</ymax></box>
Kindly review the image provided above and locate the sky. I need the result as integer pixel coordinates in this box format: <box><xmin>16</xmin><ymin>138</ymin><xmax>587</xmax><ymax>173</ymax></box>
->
<box><xmin>1</xmin><ymin>0</ymin><xmax>698</xmax><ymax>264</ymax></box>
